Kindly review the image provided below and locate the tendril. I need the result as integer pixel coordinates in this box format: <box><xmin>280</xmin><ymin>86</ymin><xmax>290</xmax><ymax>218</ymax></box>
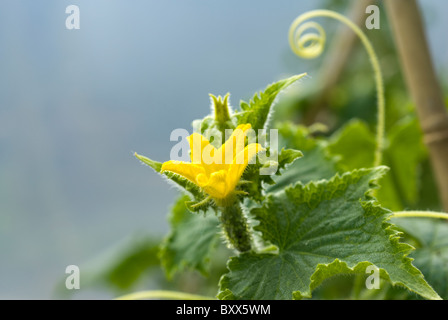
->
<box><xmin>289</xmin><ymin>10</ymin><xmax>385</xmax><ymax>167</ymax></box>
<box><xmin>392</xmin><ymin>211</ymin><xmax>448</xmax><ymax>220</ymax></box>
<box><xmin>114</xmin><ymin>290</ymin><xmax>215</xmax><ymax>300</ymax></box>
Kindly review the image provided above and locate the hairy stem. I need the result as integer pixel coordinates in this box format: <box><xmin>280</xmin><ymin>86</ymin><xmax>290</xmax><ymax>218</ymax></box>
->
<box><xmin>220</xmin><ymin>201</ymin><xmax>252</xmax><ymax>252</ymax></box>
<box><xmin>289</xmin><ymin>9</ymin><xmax>385</xmax><ymax>167</ymax></box>
<box><xmin>115</xmin><ymin>290</ymin><xmax>215</xmax><ymax>300</ymax></box>
<box><xmin>392</xmin><ymin>211</ymin><xmax>448</xmax><ymax>220</ymax></box>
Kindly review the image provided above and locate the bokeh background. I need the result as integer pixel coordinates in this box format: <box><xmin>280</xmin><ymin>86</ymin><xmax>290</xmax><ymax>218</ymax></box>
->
<box><xmin>0</xmin><ymin>0</ymin><xmax>447</xmax><ymax>299</ymax></box>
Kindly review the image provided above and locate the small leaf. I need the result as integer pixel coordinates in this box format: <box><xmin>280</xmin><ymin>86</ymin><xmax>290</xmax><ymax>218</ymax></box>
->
<box><xmin>276</xmin><ymin>148</ymin><xmax>303</xmax><ymax>174</ymax></box>
<box><xmin>240</xmin><ymin>147</ymin><xmax>302</xmax><ymax>202</ymax></box>
<box><xmin>268</xmin><ymin>122</ymin><xmax>338</xmax><ymax>192</ymax></box>
<box><xmin>236</xmin><ymin>74</ymin><xmax>307</xmax><ymax>130</ymax></box>
<box><xmin>218</xmin><ymin>167</ymin><xmax>440</xmax><ymax>300</ymax></box>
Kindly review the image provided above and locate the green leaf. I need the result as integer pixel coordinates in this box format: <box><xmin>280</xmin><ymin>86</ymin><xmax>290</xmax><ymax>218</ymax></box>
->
<box><xmin>327</xmin><ymin>119</ymin><xmax>376</xmax><ymax>171</ymax></box>
<box><xmin>106</xmin><ymin>238</ymin><xmax>161</xmax><ymax>290</ymax></box>
<box><xmin>275</xmin><ymin>148</ymin><xmax>303</xmax><ymax>174</ymax></box>
<box><xmin>160</xmin><ymin>195</ymin><xmax>221</xmax><ymax>278</ymax></box>
<box><xmin>236</xmin><ymin>74</ymin><xmax>307</xmax><ymax>130</ymax></box>
<box><xmin>327</xmin><ymin>118</ymin><xmax>427</xmax><ymax>211</ymax></box>
<box><xmin>377</xmin><ymin>118</ymin><xmax>427</xmax><ymax>210</ymax></box>
<box><xmin>240</xmin><ymin>147</ymin><xmax>302</xmax><ymax>202</ymax></box>
<box><xmin>218</xmin><ymin>167</ymin><xmax>440</xmax><ymax>300</ymax></box>
<box><xmin>268</xmin><ymin>147</ymin><xmax>338</xmax><ymax>192</ymax></box>
<box><xmin>268</xmin><ymin>122</ymin><xmax>338</xmax><ymax>192</ymax></box>
<box><xmin>392</xmin><ymin>217</ymin><xmax>448</xmax><ymax>299</ymax></box>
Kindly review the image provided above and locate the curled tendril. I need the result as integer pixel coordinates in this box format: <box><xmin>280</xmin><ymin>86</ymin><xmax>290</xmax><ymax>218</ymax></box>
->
<box><xmin>289</xmin><ymin>21</ymin><xmax>326</xmax><ymax>59</ymax></box>
<box><xmin>289</xmin><ymin>10</ymin><xmax>385</xmax><ymax>167</ymax></box>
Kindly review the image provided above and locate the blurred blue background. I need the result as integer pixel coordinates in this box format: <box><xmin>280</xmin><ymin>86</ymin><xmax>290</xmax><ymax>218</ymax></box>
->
<box><xmin>0</xmin><ymin>0</ymin><xmax>447</xmax><ymax>299</ymax></box>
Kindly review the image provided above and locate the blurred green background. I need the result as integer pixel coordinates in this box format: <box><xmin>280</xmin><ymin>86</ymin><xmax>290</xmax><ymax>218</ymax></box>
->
<box><xmin>0</xmin><ymin>0</ymin><xmax>447</xmax><ymax>299</ymax></box>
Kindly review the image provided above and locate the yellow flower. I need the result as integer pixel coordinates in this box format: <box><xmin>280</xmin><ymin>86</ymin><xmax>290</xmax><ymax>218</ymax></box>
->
<box><xmin>161</xmin><ymin>124</ymin><xmax>264</xmax><ymax>200</ymax></box>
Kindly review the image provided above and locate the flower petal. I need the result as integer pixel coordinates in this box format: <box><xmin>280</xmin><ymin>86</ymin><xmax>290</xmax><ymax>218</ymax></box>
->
<box><xmin>195</xmin><ymin>173</ymin><xmax>209</xmax><ymax>187</ymax></box>
<box><xmin>227</xmin><ymin>143</ymin><xmax>264</xmax><ymax>191</ymax></box>
<box><xmin>187</xmin><ymin>133</ymin><xmax>211</xmax><ymax>164</ymax></box>
<box><xmin>217</xmin><ymin>124</ymin><xmax>253</xmax><ymax>171</ymax></box>
<box><xmin>161</xmin><ymin>160</ymin><xmax>206</xmax><ymax>184</ymax></box>
<box><xmin>187</xmin><ymin>132</ymin><xmax>222</xmax><ymax>176</ymax></box>
<box><xmin>162</xmin><ymin>125</ymin><xmax>262</xmax><ymax>200</ymax></box>
<box><xmin>202</xmin><ymin>170</ymin><xmax>228</xmax><ymax>199</ymax></box>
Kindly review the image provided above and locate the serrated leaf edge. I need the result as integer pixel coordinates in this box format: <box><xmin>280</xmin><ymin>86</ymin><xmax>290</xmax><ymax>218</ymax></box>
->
<box><xmin>218</xmin><ymin>167</ymin><xmax>441</xmax><ymax>300</ymax></box>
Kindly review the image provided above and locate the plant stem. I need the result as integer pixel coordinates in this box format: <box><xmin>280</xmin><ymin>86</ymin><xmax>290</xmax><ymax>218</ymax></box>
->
<box><xmin>289</xmin><ymin>9</ymin><xmax>385</xmax><ymax>167</ymax></box>
<box><xmin>220</xmin><ymin>201</ymin><xmax>252</xmax><ymax>252</ymax></box>
<box><xmin>115</xmin><ymin>290</ymin><xmax>215</xmax><ymax>300</ymax></box>
<box><xmin>384</xmin><ymin>0</ymin><xmax>448</xmax><ymax>211</ymax></box>
<box><xmin>392</xmin><ymin>211</ymin><xmax>448</xmax><ymax>220</ymax></box>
